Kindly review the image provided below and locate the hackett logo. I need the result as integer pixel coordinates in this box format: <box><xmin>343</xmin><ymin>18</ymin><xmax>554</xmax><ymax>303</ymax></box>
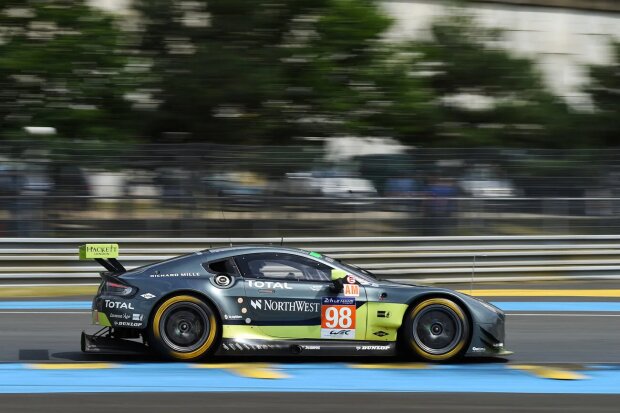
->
<box><xmin>104</xmin><ymin>300</ymin><xmax>134</xmax><ymax>310</ymax></box>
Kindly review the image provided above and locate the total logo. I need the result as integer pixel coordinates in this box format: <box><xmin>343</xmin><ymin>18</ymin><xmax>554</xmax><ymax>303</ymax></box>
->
<box><xmin>104</xmin><ymin>300</ymin><xmax>134</xmax><ymax>310</ymax></box>
<box><xmin>247</xmin><ymin>280</ymin><xmax>292</xmax><ymax>290</ymax></box>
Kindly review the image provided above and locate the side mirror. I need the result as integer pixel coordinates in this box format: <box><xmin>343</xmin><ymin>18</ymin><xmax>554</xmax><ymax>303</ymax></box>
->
<box><xmin>330</xmin><ymin>269</ymin><xmax>347</xmax><ymax>292</ymax></box>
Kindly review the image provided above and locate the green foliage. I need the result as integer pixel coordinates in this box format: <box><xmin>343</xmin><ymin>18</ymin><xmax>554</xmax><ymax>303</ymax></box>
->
<box><xmin>585</xmin><ymin>42</ymin><xmax>620</xmax><ymax>147</ymax></box>
<box><xmin>0</xmin><ymin>1</ymin><xmax>136</xmax><ymax>145</ymax></box>
<box><xmin>404</xmin><ymin>14</ymin><xmax>577</xmax><ymax>148</ymax></box>
<box><xmin>0</xmin><ymin>0</ymin><xmax>616</xmax><ymax>150</ymax></box>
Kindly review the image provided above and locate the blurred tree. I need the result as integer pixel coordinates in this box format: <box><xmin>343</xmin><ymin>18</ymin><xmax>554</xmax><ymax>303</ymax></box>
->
<box><xmin>585</xmin><ymin>41</ymin><xmax>620</xmax><ymax>147</ymax></box>
<box><xmin>132</xmin><ymin>0</ymin><xmax>437</xmax><ymax>144</ymax></box>
<box><xmin>407</xmin><ymin>14</ymin><xmax>578</xmax><ymax>148</ymax></box>
<box><xmin>275</xmin><ymin>1</ymin><xmax>437</xmax><ymax>140</ymax></box>
<box><xmin>0</xmin><ymin>1</ymin><xmax>136</xmax><ymax>146</ymax></box>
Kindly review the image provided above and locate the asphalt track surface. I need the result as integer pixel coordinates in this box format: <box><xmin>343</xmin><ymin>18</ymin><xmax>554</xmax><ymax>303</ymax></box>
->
<box><xmin>1</xmin><ymin>284</ymin><xmax>620</xmax><ymax>412</ymax></box>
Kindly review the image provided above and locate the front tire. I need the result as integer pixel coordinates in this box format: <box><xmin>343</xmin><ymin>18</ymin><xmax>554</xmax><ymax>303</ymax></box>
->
<box><xmin>403</xmin><ymin>298</ymin><xmax>469</xmax><ymax>361</ymax></box>
<box><xmin>148</xmin><ymin>295</ymin><xmax>219</xmax><ymax>361</ymax></box>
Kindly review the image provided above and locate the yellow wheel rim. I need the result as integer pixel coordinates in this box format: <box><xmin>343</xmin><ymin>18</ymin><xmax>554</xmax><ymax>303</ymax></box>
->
<box><xmin>152</xmin><ymin>295</ymin><xmax>217</xmax><ymax>360</ymax></box>
<box><xmin>409</xmin><ymin>298</ymin><xmax>467</xmax><ymax>361</ymax></box>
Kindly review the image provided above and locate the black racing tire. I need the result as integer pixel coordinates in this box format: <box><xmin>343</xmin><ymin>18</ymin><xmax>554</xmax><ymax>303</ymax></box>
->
<box><xmin>147</xmin><ymin>295</ymin><xmax>219</xmax><ymax>361</ymax></box>
<box><xmin>403</xmin><ymin>297</ymin><xmax>470</xmax><ymax>362</ymax></box>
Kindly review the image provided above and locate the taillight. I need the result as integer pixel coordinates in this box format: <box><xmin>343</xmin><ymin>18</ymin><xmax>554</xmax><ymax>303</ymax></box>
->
<box><xmin>104</xmin><ymin>281</ymin><xmax>135</xmax><ymax>296</ymax></box>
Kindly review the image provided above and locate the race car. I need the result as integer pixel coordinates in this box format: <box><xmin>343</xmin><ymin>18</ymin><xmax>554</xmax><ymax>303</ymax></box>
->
<box><xmin>80</xmin><ymin>243</ymin><xmax>510</xmax><ymax>361</ymax></box>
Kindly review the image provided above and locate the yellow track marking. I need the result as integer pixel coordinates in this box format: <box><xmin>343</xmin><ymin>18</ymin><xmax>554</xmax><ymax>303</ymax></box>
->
<box><xmin>0</xmin><ymin>285</ymin><xmax>97</xmax><ymax>298</ymax></box>
<box><xmin>508</xmin><ymin>364</ymin><xmax>587</xmax><ymax>380</ymax></box>
<box><xmin>28</xmin><ymin>363</ymin><xmax>116</xmax><ymax>370</ymax></box>
<box><xmin>350</xmin><ymin>363</ymin><xmax>430</xmax><ymax>370</ymax></box>
<box><xmin>460</xmin><ymin>289</ymin><xmax>620</xmax><ymax>298</ymax></box>
<box><xmin>192</xmin><ymin>363</ymin><xmax>288</xmax><ymax>379</ymax></box>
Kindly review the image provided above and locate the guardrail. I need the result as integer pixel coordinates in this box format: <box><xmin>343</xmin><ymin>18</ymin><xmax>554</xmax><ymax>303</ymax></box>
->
<box><xmin>2</xmin><ymin>236</ymin><xmax>620</xmax><ymax>284</ymax></box>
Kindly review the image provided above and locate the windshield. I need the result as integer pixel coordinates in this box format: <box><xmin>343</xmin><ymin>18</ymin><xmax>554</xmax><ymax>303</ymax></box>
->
<box><xmin>336</xmin><ymin>259</ymin><xmax>378</xmax><ymax>279</ymax></box>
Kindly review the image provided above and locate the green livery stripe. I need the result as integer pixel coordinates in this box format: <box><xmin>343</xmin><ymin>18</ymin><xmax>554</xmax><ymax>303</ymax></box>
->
<box><xmin>365</xmin><ymin>302</ymin><xmax>408</xmax><ymax>341</ymax></box>
<box><xmin>97</xmin><ymin>312</ymin><xmax>111</xmax><ymax>327</ymax></box>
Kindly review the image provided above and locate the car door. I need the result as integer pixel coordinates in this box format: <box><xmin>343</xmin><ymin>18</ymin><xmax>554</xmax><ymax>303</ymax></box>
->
<box><xmin>234</xmin><ymin>251</ymin><xmax>367</xmax><ymax>340</ymax></box>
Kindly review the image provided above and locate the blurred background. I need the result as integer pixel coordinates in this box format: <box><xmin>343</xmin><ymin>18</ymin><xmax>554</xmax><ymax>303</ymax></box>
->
<box><xmin>0</xmin><ymin>0</ymin><xmax>619</xmax><ymax>238</ymax></box>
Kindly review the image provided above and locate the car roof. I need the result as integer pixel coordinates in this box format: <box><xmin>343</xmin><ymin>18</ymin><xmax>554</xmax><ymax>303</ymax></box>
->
<box><xmin>205</xmin><ymin>245</ymin><xmax>311</xmax><ymax>257</ymax></box>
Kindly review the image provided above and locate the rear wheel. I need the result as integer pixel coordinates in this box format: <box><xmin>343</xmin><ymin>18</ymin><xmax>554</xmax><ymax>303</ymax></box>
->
<box><xmin>403</xmin><ymin>298</ymin><xmax>469</xmax><ymax>361</ymax></box>
<box><xmin>148</xmin><ymin>295</ymin><xmax>219</xmax><ymax>361</ymax></box>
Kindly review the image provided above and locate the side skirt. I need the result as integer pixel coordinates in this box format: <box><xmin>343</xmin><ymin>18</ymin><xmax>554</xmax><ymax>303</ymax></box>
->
<box><xmin>216</xmin><ymin>339</ymin><xmax>396</xmax><ymax>357</ymax></box>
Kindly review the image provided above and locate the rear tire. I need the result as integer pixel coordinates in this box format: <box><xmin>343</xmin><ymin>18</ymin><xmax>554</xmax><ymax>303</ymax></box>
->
<box><xmin>148</xmin><ymin>295</ymin><xmax>219</xmax><ymax>361</ymax></box>
<box><xmin>403</xmin><ymin>298</ymin><xmax>469</xmax><ymax>362</ymax></box>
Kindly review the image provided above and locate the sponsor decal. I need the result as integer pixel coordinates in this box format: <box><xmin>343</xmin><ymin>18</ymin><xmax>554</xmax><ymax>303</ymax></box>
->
<box><xmin>322</xmin><ymin>297</ymin><xmax>355</xmax><ymax>305</ymax></box>
<box><xmin>377</xmin><ymin>310</ymin><xmax>390</xmax><ymax>318</ymax></box>
<box><xmin>247</xmin><ymin>280</ymin><xmax>293</xmax><ymax>290</ymax></box>
<box><xmin>108</xmin><ymin>313</ymin><xmax>128</xmax><ymax>320</ymax></box>
<box><xmin>132</xmin><ymin>313</ymin><xmax>144</xmax><ymax>321</ymax></box>
<box><xmin>343</xmin><ymin>284</ymin><xmax>360</xmax><ymax>297</ymax></box>
<box><xmin>79</xmin><ymin>243</ymin><xmax>118</xmax><ymax>260</ymax></box>
<box><xmin>104</xmin><ymin>300</ymin><xmax>134</xmax><ymax>310</ymax></box>
<box><xmin>224</xmin><ymin>314</ymin><xmax>243</xmax><ymax>320</ymax></box>
<box><xmin>346</xmin><ymin>275</ymin><xmax>356</xmax><ymax>284</ymax></box>
<box><xmin>114</xmin><ymin>321</ymin><xmax>142</xmax><ymax>327</ymax></box>
<box><xmin>471</xmin><ymin>346</ymin><xmax>485</xmax><ymax>352</ymax></box>
<box><xmin>373</xmin><ymin>331</ymin><xmax>389</xmax><ymax>337</ymax></box>
<box><xmin>149</xmin><ymin>272</ymin><xmax>200</xmax><ymax>278</ymax></box>
<box><xmin>322</xmin><ymin>329</ymin><xmax>353</xmax><ymax>338</ymax></box>
<box><xmin>356</xmin><ymin>345</ymin><xmax>390</xmax><ymax>351</ymax></box>
<box><xmin>321</xmin><ymin>297</ymin><xmax>356</xmax><ymax>339</ymax></box>
<box><xmin>249</xmin><ymin>299</ymin><xmax>319</xmax><ymax>313</ymax></box>
<box><xmin>140</xmin><ymin>293</ymin><xmax>156</xmax><ymax>299</ymax></box>
<box><xmin>302</xmin><ymin>345</ymin><xmax>321</xmax><ymax>350</ymax></box>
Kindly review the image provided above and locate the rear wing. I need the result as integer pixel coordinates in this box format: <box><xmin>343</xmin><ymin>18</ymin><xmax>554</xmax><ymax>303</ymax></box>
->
<box><xmin>79</xmin><ymin>243</ymin><xmax>126</xmax><ymax>275</ymax></box>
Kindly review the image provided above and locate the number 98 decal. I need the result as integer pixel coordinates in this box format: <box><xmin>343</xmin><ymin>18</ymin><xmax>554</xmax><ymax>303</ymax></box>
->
<box><xmin>321</xmin><ymin>297</ymin><xmax>356</xmax><ymax>339</ymax></box>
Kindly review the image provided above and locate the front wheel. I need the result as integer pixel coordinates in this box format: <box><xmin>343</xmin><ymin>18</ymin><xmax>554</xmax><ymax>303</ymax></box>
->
<box><xmin>148</xmin><ymin>295</ymin><xmax>219</xmax><ymax>361</ymax></box>
<box><xmin>403</xmin><ymin>298</ymin><xmax>469</xmax><ymax>362</ymax></box>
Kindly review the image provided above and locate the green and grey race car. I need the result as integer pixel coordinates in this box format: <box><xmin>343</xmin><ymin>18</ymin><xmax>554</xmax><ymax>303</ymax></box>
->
<box><xmin>81</xmin><ymin>244</ymin><xmax>510</xmax><ymax>361</ymax></box>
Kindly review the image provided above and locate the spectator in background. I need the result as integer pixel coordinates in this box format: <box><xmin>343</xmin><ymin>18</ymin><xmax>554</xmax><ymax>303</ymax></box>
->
<box><xmin>424</xmin><ymin>177</ymin><xmax>458</xmax><ymax>235</ymax></box>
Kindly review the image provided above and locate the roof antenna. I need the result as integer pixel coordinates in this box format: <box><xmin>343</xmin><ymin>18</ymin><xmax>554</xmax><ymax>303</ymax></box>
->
<box><xmin>280</xmin><ymin>236</ymin><xmax>284</xmax><ymax>246</ymax></box>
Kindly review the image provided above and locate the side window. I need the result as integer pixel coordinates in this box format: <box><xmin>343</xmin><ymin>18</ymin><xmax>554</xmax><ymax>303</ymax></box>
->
<box><xmin>203</xmin><ymin>258</ymin><xmax>240</xmax><ymax>276</ymax></box>
<box><xmin>235</xmin><ymin>253</ymin><xmax>332</xmax><ymax>282</ymax></box>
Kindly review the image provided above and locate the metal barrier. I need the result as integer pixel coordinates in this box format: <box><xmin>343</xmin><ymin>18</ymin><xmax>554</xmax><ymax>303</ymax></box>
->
<box><xmin>1</xmin><ymin>235</ymin><xmax>620</xmax><ymax>284</ymax></box>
